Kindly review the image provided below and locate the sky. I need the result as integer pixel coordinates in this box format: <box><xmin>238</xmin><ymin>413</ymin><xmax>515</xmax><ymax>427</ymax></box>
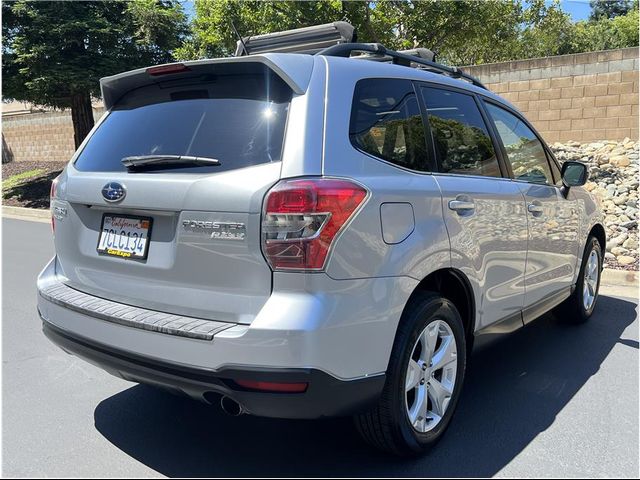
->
<box><xmin>181</xmin><ymin>0</ymin><xmax>594</xmax><ymax>22</ymax></box>
<box><xmin>553</xmin><ymin>0</ymin><xmax>592</xmax><ymax>21</ymax></box>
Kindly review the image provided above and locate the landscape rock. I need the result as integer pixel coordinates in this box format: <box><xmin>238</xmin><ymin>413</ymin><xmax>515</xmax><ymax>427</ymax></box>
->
<box><xmin>616</xmin><ymin>255</ymin><xmax>636</xmax><ymax>266</ymax></box>
<box><xmin>550</xmin><ymin>139</ymin><xmax>639</xmax><ymax>271</ymax></box>
<box><xmin>610</xmin><ymin>155</ymin><xmax>630</xmax><ymax>167</ymax></box>
<box><xmin>611</xmin><ymin>246</ymin><xmax>629</xmax><ymax>256</ymax></box>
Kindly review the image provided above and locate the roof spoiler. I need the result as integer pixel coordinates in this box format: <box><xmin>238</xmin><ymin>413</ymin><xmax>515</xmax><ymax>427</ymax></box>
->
<box><xmin>235</xmin><ymin>21</ymin><xmax>355</xmax><ymax>56</ymax></box>
<box><xmin>100</xmin><ymin>55</ymin><xmax>315</xmax><ymax>110</ymax></box>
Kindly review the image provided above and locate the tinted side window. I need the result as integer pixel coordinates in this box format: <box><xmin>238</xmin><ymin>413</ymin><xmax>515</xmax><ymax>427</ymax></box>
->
<box><xmin>485</xmin><ymin>103</ymin><xmax>554</xmax><ymax>185</ymax></box>
<box><xmin>421</xmin><ymin>87</ymin><xmax>500</xmax><ymax>178</ymax></box>
<box><xmin>350</xmin><ymin>79</ymin><xmax>430</xmax><ymax>172</ymax></box>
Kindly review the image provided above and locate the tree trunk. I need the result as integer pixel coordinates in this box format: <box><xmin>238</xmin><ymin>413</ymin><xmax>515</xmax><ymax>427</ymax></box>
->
<box><xmin>70</xmin><ymin>91</ymin><xmax>94</xmax><ymax>149</ymax></box>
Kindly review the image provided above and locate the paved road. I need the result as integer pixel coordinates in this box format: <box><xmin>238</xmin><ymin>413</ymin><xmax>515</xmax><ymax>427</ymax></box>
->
<box><xmin>3</xmin><ymin>217</ymin><xmax>638</xmax><ymax>477</ymax></box>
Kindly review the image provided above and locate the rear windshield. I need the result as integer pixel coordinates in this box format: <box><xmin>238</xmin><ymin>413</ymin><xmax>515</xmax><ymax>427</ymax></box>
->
<box><xmin>74</xmin><ymin>66</ymin><xmax>292</xmax><ymax>173</ymax></box>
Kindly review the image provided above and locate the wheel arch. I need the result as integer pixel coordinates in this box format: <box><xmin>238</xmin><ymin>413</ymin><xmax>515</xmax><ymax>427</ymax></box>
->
<box><xmin>402</xmin><ymin>268</ymin><xmax>476</xmax><ymax>348</ymax></box>
<box><xmin>588</xmin><ymin>223</ymin><xmax>606</xmax><ymax>256</ymax></box>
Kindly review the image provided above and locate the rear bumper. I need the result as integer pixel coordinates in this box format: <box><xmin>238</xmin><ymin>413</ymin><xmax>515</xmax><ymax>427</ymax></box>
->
<box><xmin>38</xmin><ymin>257</ymin><xmax>418</xmax><ymax>380</ymax></box>
<box><xmin>37</xmin><ymin>257</ymin><xmax>419</xmax><ymax>418</ymax></box>
<box><xmin>42</xmin><ymin>318</ymin><xmax>385</xmax><ymax>419</ymax></box>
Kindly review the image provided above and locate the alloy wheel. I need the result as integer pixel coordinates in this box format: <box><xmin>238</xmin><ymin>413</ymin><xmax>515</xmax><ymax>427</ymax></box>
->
<box><xmin>583</xmin><ymin>249</ymin><xmax>599</xmax><ymax>311</ymax></box>
<box><xmin>404</xmin><ymin>319</ymin><xmax>458</xmax><ymax>433</ymax></box>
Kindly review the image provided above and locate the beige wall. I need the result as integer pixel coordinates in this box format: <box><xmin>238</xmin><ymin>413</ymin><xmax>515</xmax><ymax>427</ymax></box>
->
<box><xmin>465</xmin><ymin>47</ymin><xmax>639</xmax><ymax>143</ymax></box>
<box><xmin>2</xmin><ymin>107</ymin><xmax>103</xmax><ymax>163</ymax></box>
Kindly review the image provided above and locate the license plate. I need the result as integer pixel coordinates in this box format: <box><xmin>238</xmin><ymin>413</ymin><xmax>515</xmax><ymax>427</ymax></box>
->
<box><xmin>97</xmin><ymin>214</ymin><xmax>153</xmax><ymax>260</ymax></box>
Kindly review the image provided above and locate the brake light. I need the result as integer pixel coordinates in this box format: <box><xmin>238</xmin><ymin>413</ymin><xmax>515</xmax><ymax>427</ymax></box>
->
<box><xmin>146</xmin><ymin>63</ymin><xmax>191</xmax><ymax>76</ymax></box>
<box><xmin>234</xmin><ymin>379</ymin><xmax>308</xmax><ymax>393</ymax></box>
<box><xmin>262</xmin><ymin>178</ymin><xmax>367</xmax><ymax>270</ymax></box>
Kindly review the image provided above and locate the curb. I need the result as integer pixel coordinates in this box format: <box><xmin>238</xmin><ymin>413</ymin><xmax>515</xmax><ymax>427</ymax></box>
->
<box><xmin>2</xmin><ymin>206</ymin><xmax>639</xmax><ymax>288</ymax></box>
<box><xmin>601</xmin><ymin>268</ymin><xmax>639</xmax><ymax>288</ymax></box>
<box><xmin>2</xmin><ymin>206</ymin><xmax>50</xmax><ymax>223</ymax></box>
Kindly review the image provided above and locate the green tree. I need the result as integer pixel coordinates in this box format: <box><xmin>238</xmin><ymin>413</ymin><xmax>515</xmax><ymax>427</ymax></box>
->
<box><xmin>573</xmin><ymin>5</ymin><xmax>639</xmax><ymax>51</ymax></box>
<box><xmin>590</xmin><ymin>0</ymin><xmax>635</xmax><ymax>20</ymax></box>
<box><xmin>2</xmin><ymin>0</ymin><xmax>188</xmax><ymax>148</ymax></box>
<box><xmin>518</xmin><ymin>0</ymin><xmax>575</xmax><ymax>58</ymax></box>
<box><xmin>372</xmin><ymin>0</ymin><xmax>524</xmax><ymax>64</ymax></box>
<box><xmin>176</xmin><ymin>0</ymin><xmax>589</xmax><ymax>65</ymax></box>
<box><xmin>179</xmin><ymin>0</ymin><xmax>639</xmax><ymax>66</ymax></box>
<box><xmin>176</xmin><ymin>0</ymin><xmax>386</xmax><ymax>59</ymax></box>
<box><xmin>177</xmin><ymin>0</ymin><xmax>524</xmax><ymax>64</ymax></box>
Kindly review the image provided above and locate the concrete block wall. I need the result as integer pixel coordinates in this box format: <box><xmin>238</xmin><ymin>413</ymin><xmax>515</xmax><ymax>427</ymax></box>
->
<box><xmin>2</xmin><ymin>108</ymin><xmax>104</xmax><ymax>163</ymax></box>
<box><xmin>465</xmin><ymin>47</ymin><xmax>639</xmax><ymax>143</ymax></box>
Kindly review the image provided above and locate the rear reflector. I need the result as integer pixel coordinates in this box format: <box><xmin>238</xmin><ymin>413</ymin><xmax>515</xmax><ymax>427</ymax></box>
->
<box><xmin>50</xmin><ymin>177</ymin><xmax>58</xmax><ymax>233</ymax></box>
<box><xmin>50</xmin><ymin>178</ymin><xmax>57</xmax><ymax>200</ymax></box>
<box><xmin>234</xmin><ymin>379</ymin><xmax>308</xmax><ymax>393</ymax></box>
<box><xmin>146</xmin><ymin>63</ymin><xmax>191</xmax><ymax>76</ymax></box>
<box><xmin>261</xmin><ymin>178</ymin><xmax>368</xmax><ymax>271</ymax></box>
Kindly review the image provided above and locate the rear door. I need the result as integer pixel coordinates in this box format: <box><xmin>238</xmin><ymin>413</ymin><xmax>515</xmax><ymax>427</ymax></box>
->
<box><xmin>419</xmin><ymin>85</ymin><xmax>528</xmax><ymax>331</ymax></box>
<box><xmin>51</xmin><ymin>62</ymin><xmax>296</xmax><ymax>324</ymax></box>
<box><xmin>482</xmin><ymin>101</ymin><xmax>580</xmax><ymax>320</ymax></box>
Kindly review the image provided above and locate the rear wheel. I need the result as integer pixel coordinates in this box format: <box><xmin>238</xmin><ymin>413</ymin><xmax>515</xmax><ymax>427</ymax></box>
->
<box><xmin>354</xmin><ymin>292</ymin><xmax>466</xmax><ymax>456</ymax></box>
<box><xmin>555</xmin><ymin>236</ymin><xmax>602</xmax><ymax>323</ymax></box>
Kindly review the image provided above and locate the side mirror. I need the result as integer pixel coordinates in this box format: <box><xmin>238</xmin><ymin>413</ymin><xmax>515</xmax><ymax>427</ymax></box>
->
<box><xmin>561</xmin><ymin>161</ymin><xmax>588</xmax><ymax>192</ymax></box>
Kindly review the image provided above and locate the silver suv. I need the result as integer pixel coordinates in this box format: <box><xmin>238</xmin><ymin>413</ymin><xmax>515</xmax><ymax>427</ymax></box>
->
<box><xmin>38</xmin><ymin>23</ymin><xmax>605</xmax><ymax>456</ymax></box>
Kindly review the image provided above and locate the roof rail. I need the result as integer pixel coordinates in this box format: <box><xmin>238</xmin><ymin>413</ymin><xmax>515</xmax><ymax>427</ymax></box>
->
<box><xmin>235</xmin><ymin>21</ymin><xmax>355</xmax><ymax>56</ymax></box>
<box><xmin>316</xmin><ymin>43</ymin><xmax>487</xmax><ymax>90</ymax></box>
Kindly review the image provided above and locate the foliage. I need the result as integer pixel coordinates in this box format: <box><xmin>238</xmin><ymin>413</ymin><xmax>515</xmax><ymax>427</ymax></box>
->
<box><xmin>573</xmin><ymin>6</ymin><xmax>640</xmax><ymax>52</ymax></box>
<box><xmin>518</xmin><ymin>0</ymin><xmax>576</xmax><ymax>59</ymax></box>
<box><xmin>176</xmin><ymin>0</ymin><xmax>525</xmax><ymax>63</ymax></box>
<box><xmin>371</xmin><ymin>0</ymin><xmax>523</xmax><ymax>65</ymax></box>
<box><xmin>3</xmin><ymin>0</ymin><xmax>188</xmax><ymax>108</ymax></box>
<box><xmin>3</xmin><ymin>0</ymin><xmax>188</xmax><ymax>147</ymax></box>
<box><xmin>177</xmin><ymin>0</ymin><xmax>639</xmax><ymax>66</ymax></box>
<box><xmin>175</xmin><ymin>0</ymin><xmax>385</xmax><ymax>59</ymax></box>
<box><xmin>589</xmin><ymin>0</ymin><xmax>635</xmax><ymax>20</ymax></box>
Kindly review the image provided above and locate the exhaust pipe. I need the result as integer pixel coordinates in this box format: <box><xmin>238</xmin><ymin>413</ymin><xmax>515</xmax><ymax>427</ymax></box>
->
<box><xmin>220</xmin><ymin>396</ymin><xmax>245</xmax><ymax>416</ymax></box>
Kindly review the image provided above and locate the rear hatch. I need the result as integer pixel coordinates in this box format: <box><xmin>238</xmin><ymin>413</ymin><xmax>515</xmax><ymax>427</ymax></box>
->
<box><xmin>51</xmin><ymin>60</ymin><xmax>300</xmax><ymax>324</ymax></box>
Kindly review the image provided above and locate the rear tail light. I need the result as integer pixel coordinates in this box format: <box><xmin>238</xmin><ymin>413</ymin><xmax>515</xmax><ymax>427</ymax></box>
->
<box><xmin>262</xmin><ymin>178</ymin><xmax>368</xmax><ymax>271</ymax></box>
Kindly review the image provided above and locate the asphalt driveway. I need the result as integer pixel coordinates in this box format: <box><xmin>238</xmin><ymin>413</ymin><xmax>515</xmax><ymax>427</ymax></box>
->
<box><xmin>2</xmin><ymin>217</ymin><xmax>638</xmax><ymax>477</ymax></box>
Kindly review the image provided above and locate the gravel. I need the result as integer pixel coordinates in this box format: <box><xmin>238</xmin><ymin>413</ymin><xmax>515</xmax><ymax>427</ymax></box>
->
<box><xmin>551</xmin><ymin>138</ymin><xmax>639</xmax><ymax>271</ymax></box>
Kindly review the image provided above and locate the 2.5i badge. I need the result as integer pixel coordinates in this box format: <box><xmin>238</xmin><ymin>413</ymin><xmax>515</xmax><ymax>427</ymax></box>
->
<box><xmin>182</xmin><ymin>220</ymin><xmax>246</xmax><ymax>241</ymax></box>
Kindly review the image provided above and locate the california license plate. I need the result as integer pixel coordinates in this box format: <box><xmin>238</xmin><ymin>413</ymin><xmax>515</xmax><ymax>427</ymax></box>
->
<box><xmin>97</xmin><ymin>214</ymin><xmax>153</xmax><ymax>260</ymax></box>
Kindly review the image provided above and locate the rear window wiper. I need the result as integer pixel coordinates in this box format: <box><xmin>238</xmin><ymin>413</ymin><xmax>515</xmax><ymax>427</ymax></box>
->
<box><xmin>121</xmin><ymin>155</ymin><xmax>221</xmax><ymax>171</ymax></box>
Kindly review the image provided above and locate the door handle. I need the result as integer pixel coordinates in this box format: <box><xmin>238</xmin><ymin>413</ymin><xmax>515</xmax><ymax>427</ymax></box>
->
<box><xmin>527</xmin><ymin>202</ymin><xmax>544</xmax><ymax>215</ymax></box>
<box><xmin>448</xmin><ymin>199</ymin><xmax>475</xmax><ymax>212</ymax></box>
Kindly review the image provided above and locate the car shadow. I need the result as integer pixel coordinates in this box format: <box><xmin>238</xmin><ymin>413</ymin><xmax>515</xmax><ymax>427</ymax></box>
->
<box><xmin>2</xmin><ymin>170</ymin><xmax>61</xmax><ymax>209</ymax></box>
<box><xmin>94</xmin><ymin>294</ymin><xmax>637</xmax><ymax>477</ymax></box>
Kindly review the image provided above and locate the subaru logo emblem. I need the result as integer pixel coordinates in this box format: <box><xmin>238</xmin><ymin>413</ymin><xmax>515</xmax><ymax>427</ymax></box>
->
<box><xmin>101</xmin><ymin>182</ymin><xmax>126</xmax><ymax>202</ymax></box>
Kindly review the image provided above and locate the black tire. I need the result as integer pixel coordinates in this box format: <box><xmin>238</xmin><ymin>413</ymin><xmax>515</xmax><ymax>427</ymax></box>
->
<box><xmin>354</xmin><ymin>292</ymin><xmax>467</xmax><ymax>456</ymax></box>
<box><xmin>554</xmin><ymin>236</ymin><xmax>602</xmax><ymax>324</ymax></box>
